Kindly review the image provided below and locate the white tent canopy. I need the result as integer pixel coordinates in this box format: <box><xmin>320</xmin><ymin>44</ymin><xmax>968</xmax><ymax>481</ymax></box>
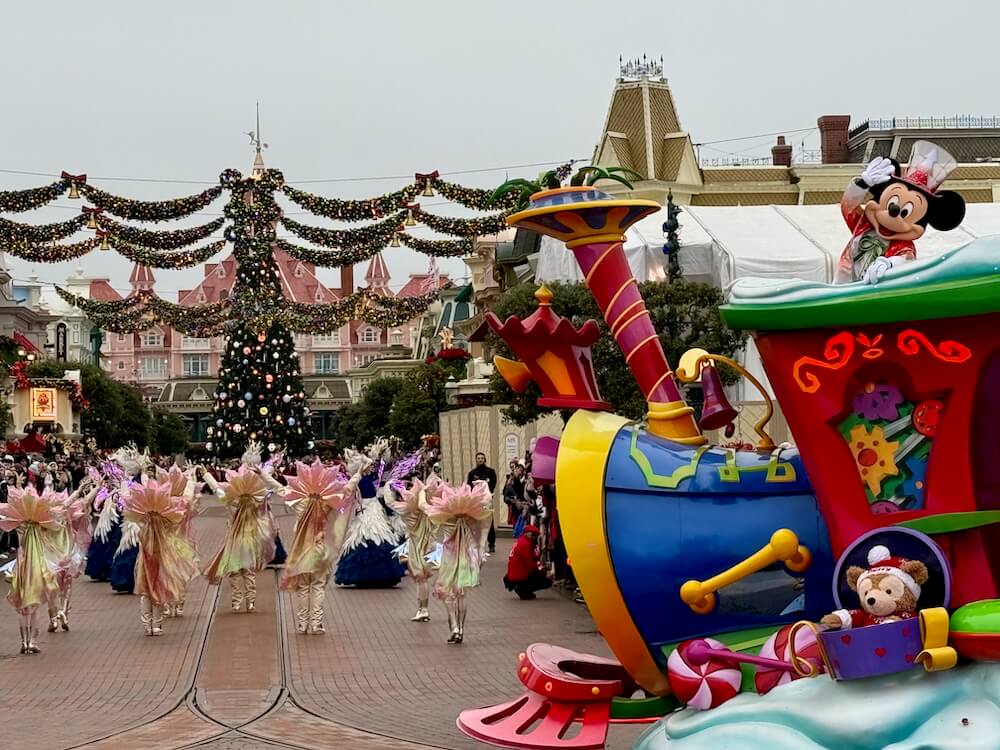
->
<box><xmin>533</xmin><ymin>201</ymin><xmax>1000</xmax><ymax>398</ymax></box>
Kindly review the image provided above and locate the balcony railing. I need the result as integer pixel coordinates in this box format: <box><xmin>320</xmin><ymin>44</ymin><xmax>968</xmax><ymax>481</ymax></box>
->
<box><xmin>850</xmin><ymin>115</ymin><xmax>1000</xmax><ymax>138</ymax></box>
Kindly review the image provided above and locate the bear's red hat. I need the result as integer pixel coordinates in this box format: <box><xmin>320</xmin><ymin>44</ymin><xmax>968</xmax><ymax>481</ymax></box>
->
<box><xmin>858</xmin><ymin>545</ymin><xmax>921</xmax><ymax>598</ymax></box>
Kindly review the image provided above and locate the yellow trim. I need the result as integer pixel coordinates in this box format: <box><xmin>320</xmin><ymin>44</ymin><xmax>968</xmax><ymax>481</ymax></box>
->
<box><xmin>584</xmin><ymin>245</ymin><xmax>617</xmax><ymax>285</ymax></box>
<box><xmin>605</xmin><ymin>278</ymin><xmax>634</xmax><ymax>321</ymax></box>
<box><xmin>557</xmin><ymin>410</ymin><xmax>671</xmax><ymax>696</ymax></box>
<box><xmin>626</xmin><ymin>335</ymin><xmax>659</xmax><ymax>364</ymax></box>
<box><xmin>916</xmin><ymin>607</ymin><xmax>957</xmax><ymax>672</ymax></box>
<box><xmin>629</xmin><ymin>427</ymin><xmax>707</xmax><ymax>488</ymax></box>
<box><xmin>612</xmin><ymin>306</ymin><xmax>647</xmax><ymax>338</ymax></box>
<box><xmin>565</xmin><ymin>233</ymin><xmax>631</xmax><ymax>249</ymax></box>
<box><xmin>646</xmin><ymin>400</ymin><xmax>707</xmax><ymax>445</ymax></box>
<box><xmin>507</xmin><ymin>198</ymin><xmax>660</xmax><ymax>230</ymax></box>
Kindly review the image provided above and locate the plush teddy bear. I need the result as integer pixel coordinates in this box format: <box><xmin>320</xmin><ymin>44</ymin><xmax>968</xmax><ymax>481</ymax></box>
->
<box><xmin>820</xmin><ymin>545</ymin><xmax>929</xmax><ymax>630</ymax></box>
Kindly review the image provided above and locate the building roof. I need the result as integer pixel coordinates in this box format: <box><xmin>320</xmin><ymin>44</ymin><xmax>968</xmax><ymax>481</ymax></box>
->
<box><xmin>593</xmin><ymin>73</ymin><xmax>697</xmax><ymax>183</ymax></box>
<box><xmin>89</xmin><ymin>279</ymin><xmax>123</xmax><ymax>302</ymax></box>
<box><xmin>395</xmin><ymin>272</ymin><xmax>452</xmax><ymax>298</ymax></box>
<box><xmin>129</xmin><ymin>263</ymin><xmax>155</xmax><ymax>290</ymax></box>
<box><xmin>178</xmin><ymin>248</ymin><xmax>340</xmax><ymax>306</ymax></box>
<box><xmin>363</xmin><ymin>252</ymin><xmax>392</xmax><ymax>297</ymax></box>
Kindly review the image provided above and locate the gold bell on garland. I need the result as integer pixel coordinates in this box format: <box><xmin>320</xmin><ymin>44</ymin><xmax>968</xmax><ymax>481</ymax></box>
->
<box><xmin>98</xmin><ymin>231</ymin><xmax>110</xmax><ymax>251</ymax></box>
<box><xmin>404</xmin><ymin>204</ymin><xmax>418</xmax><ymax>227</ymax></box>
<box><xmin>85</xmin><ymin>212</ymin><xmax>98</xmax><ymax>230</ymax></box>
<box><xmin>422</xmin><ymin>181</ymin><xmax>434</xmax><ymax>197</ymax></box>
<box><xmin>390</xmin><ymin>232</ymin><xmax>402</xmax><ymax>248</ymax></box>
<box><xmin>416</xmin><ymin>170</ymin><xmax>438</xmax><ymax>197</ymax></box>
<box><xmin>68</xmin><ymin>183</ymin><xmax>80</xmax><ymax>200</ymax></box>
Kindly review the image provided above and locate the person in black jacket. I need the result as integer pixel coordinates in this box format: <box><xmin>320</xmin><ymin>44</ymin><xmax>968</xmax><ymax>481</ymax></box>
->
<box><xmin>467</xmin><ymin>452</ymin><xmax>498</xmax><ymax>553</ymax></box>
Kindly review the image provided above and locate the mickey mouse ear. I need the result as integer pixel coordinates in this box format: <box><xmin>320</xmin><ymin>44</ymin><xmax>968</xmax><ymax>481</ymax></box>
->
<box><xmin>928</xmin><ymin>190</ymin><xmax>966</xmax><ymax>232</ymax></box>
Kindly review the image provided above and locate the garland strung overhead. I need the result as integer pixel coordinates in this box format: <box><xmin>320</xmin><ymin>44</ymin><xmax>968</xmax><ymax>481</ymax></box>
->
<box><xmin>0</xmin><ymin>214</ymin><xmax>87</xmax><ymax>244</ymax></box>
<box><xmin>275</xmin><ymin>238</ymin><xmax>383</xmax><ymax>268</ymax></box>
<box><xmin>429</xmin><ymin>177</ymin><xmax>519</xmax><ymax>211</ymax></box>
<box><xmin>398</xmin><ymin>234</ymin><xmax>472</xmax><ymax>256</ymax></box>
<box><xmin>96</xmin><ymin>215</ymin><xmax>225</xmax><ymax>249</ymax></box>
<box><xmin>77</xmin><ymin>183</ymin><xmax>223</xmax><ymax>221</ymax></box>
<box><xmin>278</xmin><ymin>290</ymin><xmax>439</xmax><ymax>333</ymax></box>
<box><xmin>280</xmin><ymin>212</ymin><xmax>404</xmax><ymax>248</ymax></box>
<box><xmin>0</xmin><ymin>178</ymin><xmax>71</xmax><ymax>213</ymax></box>
<box><xmin>3</xmin><ymin>237</ymin><xmax>101</xmax><ymax>263</ymax></box>
<box><xmin>55</xmin><ymin>287</ymin><xmax>232</xmax><ymax>336</ymax></box>
<box><xmin>412</xmin><ymin>206</ymin><xmax>509</xmax><ymax>237</ymax></box>
<box><xmin>282</xmin><ymin>183</ymin><xmax>421</xmax><ymax>221</ymax></box>
<box><xmin>109</xmin><ymin>237</ymin><xmax>228</xmax><ymax>269</ymax></box>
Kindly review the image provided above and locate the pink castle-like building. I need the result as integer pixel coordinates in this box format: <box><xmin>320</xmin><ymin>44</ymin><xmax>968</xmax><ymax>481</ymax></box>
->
<box><xmin>89</xmin><ymin>251</ymin><xmax>447</xmax><ymax>444</ymax></box>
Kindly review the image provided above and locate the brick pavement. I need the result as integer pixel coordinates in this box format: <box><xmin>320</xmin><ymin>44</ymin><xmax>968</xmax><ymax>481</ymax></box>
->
<box><xmin>0</xmin><ymin>507</ymin><xmax>648</xmax><ymax>750</ymax></box>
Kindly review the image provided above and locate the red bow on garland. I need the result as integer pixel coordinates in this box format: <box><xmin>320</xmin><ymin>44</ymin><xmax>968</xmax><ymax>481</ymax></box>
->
<box><xmin>414</xmin><ymin>170</ymin><xmax>439</xmax><ymax>183</ymax></box>
<box><xmin>60</xmin><ymin>171</ymin><xmax>87</xmax><ymax>184</ymax></box>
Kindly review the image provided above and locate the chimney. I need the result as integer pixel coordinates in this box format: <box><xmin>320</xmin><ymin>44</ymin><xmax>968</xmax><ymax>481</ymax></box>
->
<box><xmin>341</xmin><ymin>262</ymin><xmax>354</xmax><ymax>297</ymax></box>
<box><xmin>817</xmin><ymin>115</ymin><xmax>851</xmax><ymax>164</ymax></box>
<box><xmin>771</xmin><ymin>136</ymin><xmax>793</xmax><ymax>167</ymax></box>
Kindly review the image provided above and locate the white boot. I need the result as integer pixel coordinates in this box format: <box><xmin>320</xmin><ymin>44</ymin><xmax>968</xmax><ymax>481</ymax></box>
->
<box><xmin>140</xmin><ymin>596</ymin><xmax>153</xmax><ymax>636</ymax></box>
<box><xmin>456</xmin><ymin>594</ymin><xmax>467</xmax><ymax>645</ymax></box>
<box><xmin>47</xmin><ymin>602</ymin><xmax>59</xmax><ymax>633</ymax></box>
<box><xmin>18</xmin><ymin>623</ymin><xmax>29</xmax><ymax>654</ymax></box>
<box><xmin>295</xmin><ymin>581</ymin><xmax>310</xmax><ymax>634</ymax></box>
<box><xmin>411</xmin><ymin>580</ymin><xmax>430</xmax><ymax>622</ymax></box>
<box><xmin>309</xmin><ymin>575</ymin><xmax>326</xmax><ymax>634</ymax></box>
<box><xmin>230</xmin><ymin>574</ymin><xmax>245</xmax><ymax>612</ymax></box>
<box><xmin>245</xmin><ymin>571</ymin><xmax>257</xmax><ymax>613</ymax></box>
<box><xmin>446</xmin><ymin>600</ymin><xmax>459</xmax><ymax>645</ymax></box>
<box><xmin>175</xmin><ymin>597</ymin><xmax>185</xmax><ymax>617</ymax></box>
<box><xmin>58</xmin><ymin>584</ymin><xmax>71</xmax><ymax>631</ymax></box>
<box><xmin>151</xmin><ymin>601</ymin><xmax>164</xmax><ymax>636</ymax></box>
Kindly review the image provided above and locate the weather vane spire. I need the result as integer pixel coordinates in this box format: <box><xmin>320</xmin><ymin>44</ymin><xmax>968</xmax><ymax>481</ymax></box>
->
<box><xmin>248</xmin><ymin>102</ymin><xmax>268</xmax><ymax>177</ymax></box>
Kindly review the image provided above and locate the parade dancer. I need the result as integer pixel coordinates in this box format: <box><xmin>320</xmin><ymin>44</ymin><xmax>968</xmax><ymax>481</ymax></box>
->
<box><xmin>202</xmin><ymin>465</ymin><xmax>274</xmax><ymax>613</ymax></box>
<box><xmin>109</xmin><ymin>445</ymin><xmax>152</xmax><ymax>594</ymax></box>
<box><xmin>280</xmin><ymin>458</ymin><xmax>367</xmax><ymax>634</ymax></box>
<box><xmin>85</xmin><ymin>462</ymin><xmax>126</xmax><ymax>582</ymax></box>
<box><xmin>46</xmin><ymin>479</ymin><xmax>97</xmax><ymax>632</ymax></box>
<box><xmin>124</xmin><ymin>478</ymin><xmax>198</xmax><ymax>636</ymax></box>
<box><xmin>394</xmin><ymin>474</ymin><xmax>442</xmax><ymax>623</ymax></box>
<box><xmin>334</xmin><ymin>445</ymin><xmax>407</xmax><ymax>588</ymax></box>
<box><xmin>242</xmin><ymin>442</ymin><xmax>286</xmax><ymax>568</ymax></box>
<box><xmin>423</xmin><ymin>481</ymin><xmax>493</xmax><ymax>644</ymax></box>
<box><xmin>0</xmin><ymin>486</ymin><xmax>62</xmax><ymax>654</ymax></box>
<box><xmin>162</xmin><ymin>466</ymin><xmax>200</xmax><ymax>617</ymax></box>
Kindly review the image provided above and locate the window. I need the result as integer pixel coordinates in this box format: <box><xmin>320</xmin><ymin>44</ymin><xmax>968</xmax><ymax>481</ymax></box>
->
<box><xmin>358</xmin><ymin>327</ymin><xmax>378</xmax><ymax>344</ymax></box>
<box><xmin>182</xmin><ymin>354</ymin><xmax>210</xmax><ymax>377</ymax></box>
<box><xmin>117</xmin><ymin>361</ymin><xmax>125</xmax><ymax>370</ymax></box>
<box><xmin>313</xmin><ymin>332</ymin><xmax>340</xmax><ymax>346</ymax></box>
<box><xmin>117</xmin><ymin>334</ymin><xmax>125</xmax><ymax>343</ymax></box>
<box><xmin>141</xmin><ymin>332</ymin><xmax>162</xmax><ymax>348</ymax></box>
<box><xmin>355</xmin><ymin>353</ymin><xmax>379</xmax><ymax>367</ymax></box>
<box><xmin>71</xmin><ymin>323</ymin><xmax>80</xmax><ymax>345</ymax></box>
<box><xmin>101</xmin><ymin>332</ymin><xmax>108</xmax><ymax>345</ymax></box>
<box><xmin>139</xmin><ymin>357</ymin><xmax>167</xmax><ymax>378</ymax></box>
<box><xmin>390</xmin><ymin>329</ymin><xmax>404</xmax><ymax>346</ymax></box>
<box><xmin>181</xmin><ymin>336</ymin><xmax>209</xmax><ymax>349</ymax></box>
<box><xmin>314</xmin><ymin>352</ymin><xmax>339</xmax><ymax>374</ymax></box>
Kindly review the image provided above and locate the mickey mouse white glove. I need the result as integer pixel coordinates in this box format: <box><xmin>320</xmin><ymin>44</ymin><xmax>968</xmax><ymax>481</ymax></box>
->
<box><xmin>863</xmin><ymin>255</ymin><xmax>894</xmax><ymax>285</ymax></box>
<box><xmin>860</xmin><ymin>157</ymin><xmax>895</xmax><ymax>188</ymax></box>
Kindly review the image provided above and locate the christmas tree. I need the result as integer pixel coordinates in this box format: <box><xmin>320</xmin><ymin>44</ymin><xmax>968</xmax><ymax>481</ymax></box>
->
<box><xmin>208</xmin><ymin>320</ymin><xmax>311</xmax><ymax>457</ymax></box>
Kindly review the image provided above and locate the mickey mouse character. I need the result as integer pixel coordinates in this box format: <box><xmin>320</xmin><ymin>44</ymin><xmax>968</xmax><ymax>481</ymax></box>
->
<box><xmin>835</xmin><ymin>140</ymin><xmax>966</xmax><ymax>285</ymax></box>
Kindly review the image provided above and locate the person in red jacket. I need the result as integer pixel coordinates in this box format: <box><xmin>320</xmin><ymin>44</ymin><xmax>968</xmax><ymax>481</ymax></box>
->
<box><xmin>503</xmin><ymin>525</ymin><xmax>552</xmax><ymax>600</ymax></box>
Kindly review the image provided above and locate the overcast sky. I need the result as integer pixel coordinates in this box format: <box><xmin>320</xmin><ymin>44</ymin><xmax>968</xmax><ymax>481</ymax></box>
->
<box><xmin>2</xmin><ymin>0</ymin><xmax>995</xmax><ymax>299</ymax></box>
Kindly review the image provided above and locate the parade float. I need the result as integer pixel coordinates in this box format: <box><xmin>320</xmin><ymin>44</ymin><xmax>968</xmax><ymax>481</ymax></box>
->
<box><xmin>457</xmin><ymin>149</ymin><xmax>1000</xmax><ymax>749</ymax></box>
